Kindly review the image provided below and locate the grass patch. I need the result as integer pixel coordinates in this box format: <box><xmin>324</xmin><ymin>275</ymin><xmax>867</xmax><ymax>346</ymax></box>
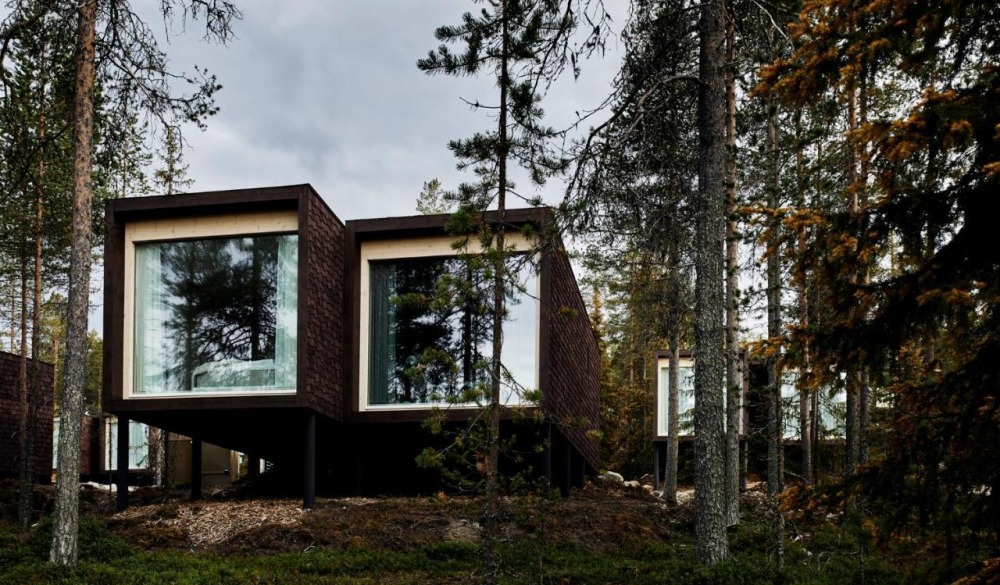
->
<box><xmin>0</xmin><ymin>485</ymin><xmax>913</xmax><ymax>584</ymax></box>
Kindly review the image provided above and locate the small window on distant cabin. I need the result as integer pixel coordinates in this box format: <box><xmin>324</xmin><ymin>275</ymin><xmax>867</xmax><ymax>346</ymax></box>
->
<box><xmin>106</xmin><ymin>419</ymin><xmax>149</xmax><ymax>470</ymax></box>
<box><xmin>132</xmin><ymin>234</ymin><xmax>298</xmax><ymax>395</ymax></box>
<box><xmin>365</xmin><ymin>254</ymin><xmax>537</xmax><ymax>407</ymax></box>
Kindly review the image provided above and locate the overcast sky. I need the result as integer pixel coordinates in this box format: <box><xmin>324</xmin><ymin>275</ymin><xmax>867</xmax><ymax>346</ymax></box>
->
<box><xmin>81</xmin><ymin>1</ymin><xmax>627</xmax><ymax>331</ymax></box>
<box><xmin>143</xmin><ymin>1</ymin><xmax>626</xmax><ymax>221</ymax></box>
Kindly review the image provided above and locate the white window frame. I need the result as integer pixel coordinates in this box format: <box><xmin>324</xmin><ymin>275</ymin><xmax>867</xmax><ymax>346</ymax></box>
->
<box><xmin>656</xmin><ymin>356</ymin><xmax>696</xmax><ymax>437</ymax></box>
<box><xmin>358</xmin><ymin>234</ymin><xmax>540</xmax><ymax>412</ymax></box>
<box><xmin>123</xmin><ymin>211</ymin><xmax>300</xmax><ymax>399</ymax></box>
<box><xmin>656</xmin><ymin>355</ymin><xmax>743</xmax><ymax>437</ymax></box>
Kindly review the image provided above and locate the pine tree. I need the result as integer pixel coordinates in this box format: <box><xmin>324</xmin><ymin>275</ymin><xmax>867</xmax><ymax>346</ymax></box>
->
<box><xmin>692</xmin><ymin>0</ymin><xmax>729</xmax><ymax>564</ymax></box>
<box><xmin>153</xmin><ymin>124</ymin><xmax>193</xmax><ymax>195</ymax></box>
<box><xmin>418</xmin><ymin>1</ymin><xmax>603</xmax><ymax>580</ymax></box>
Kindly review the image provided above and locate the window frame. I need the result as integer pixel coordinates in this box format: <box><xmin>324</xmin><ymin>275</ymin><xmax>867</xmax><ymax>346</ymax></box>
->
<box><xmin>358</xmin><ymin>234</ymin><xmax>540</xmax><ymax>412</ymax></box>
<box><xmin>655</xmin><ymin>355</ymin><xmax>744</xmax><ymax>437</ymax></box>
<box><xmin>122</xmin><ymin>211</ymin><xmax>300</xmax><ymax>399</ymax></box>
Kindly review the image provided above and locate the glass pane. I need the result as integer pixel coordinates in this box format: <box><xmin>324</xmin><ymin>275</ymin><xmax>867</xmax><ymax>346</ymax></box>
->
<box><xmin>133</xmin><ymin>234</ymin><xmax>298</xmax><ymax>394</ymax></box>
<box><xmin>677</xmin><ymin>366</ymin><xmax>696</xmax><ymax>434</ymax></box>
<box><xmin>368</xmin><ymin>255</ymin><xmax>537</xmax><ymax>406</ymax></box>
<box><xmin>781</xmin><ymin>371</ymin><xmax>800</xmax><ymax>439</ymax></box>
<box><xmin>107</xmin><ymin>420</ymin><xmax>148</xmax><ymax>470</ymax></box>
<box><xmin>660</xmin><ymin>363</ymin><xmax>736</xmax><ymax>436</ymax></box>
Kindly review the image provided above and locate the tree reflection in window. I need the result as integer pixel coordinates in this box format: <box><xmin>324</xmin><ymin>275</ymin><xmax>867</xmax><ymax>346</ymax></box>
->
<box><xmin>133</xmin><ymin>234</ymin><xmax>298</xmax><ymax>394</ymax></box>
<box><xmin>368</xmin><ymin>254</ymin><xmax>536</xmax><ymax>406</ymax></box>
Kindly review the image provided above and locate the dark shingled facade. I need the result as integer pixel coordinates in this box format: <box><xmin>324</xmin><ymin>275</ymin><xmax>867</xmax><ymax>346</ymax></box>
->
<box><xmin>103</xmin><ymin>185</ymin><xmax>600</xmax><ymax>504</ymax></box>
<box><xmin>0</xmin><ymin>351</ymin><xmax>54</xmax><ymax>483</ymax></box>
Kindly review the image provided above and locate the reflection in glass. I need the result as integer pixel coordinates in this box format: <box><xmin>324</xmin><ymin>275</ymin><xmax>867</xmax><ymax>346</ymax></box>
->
<box><xmin>368</xmin><ymin>255</ymin><xmax>537</xmax><ymax>406</ymax></box>
<box><xmin>106</xmin><ymin>419</ymin><xmax>149</xmax><ymax>469</ymax></box>
<box><xmin>133</xmin><ymin>234</ymin><xmax>298</xmax><ymax>394</ymax></box>
<box><xmin>657</xmin><ymin>364</ymin><xmax>738</xmax><ymax>436</ymax></box>
<box><xmin>780</xmin><ymin>371</ymin><xmax>846</xmax><ymax>439</ymax></box>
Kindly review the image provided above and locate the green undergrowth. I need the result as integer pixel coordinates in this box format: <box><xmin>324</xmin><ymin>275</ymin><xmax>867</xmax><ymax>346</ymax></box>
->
<box><xmin>0</xmin><ymin>512</ymin><xmax>905</xmax><ymax>585</ymax></box>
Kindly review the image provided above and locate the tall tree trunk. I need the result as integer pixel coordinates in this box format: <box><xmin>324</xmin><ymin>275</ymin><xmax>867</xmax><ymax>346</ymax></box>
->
<box><xmin>765</xmin><ymin>92</ymin><xmax>783</xmax><ymax>497</ymax></box>
<box><xmin>484</xmin><ymin>2</ymin><xmax>510</xmax><ymax>583</ymax></box>
<box><xmin>694</xmin><ymin>0</ymin><xmax>729</xmax><ymax>564</ymax></box>
<box><xmin>17</xmin><ymin>251</ymin><xmax>32</xmax><ymax>527</ymax></box>
<box><xmin>764</xmin><ymin>28</ymin><xmax>785</xmax><ymax>568</ymax></box>
<box><xmin>19</xmin><ymin>51</ymin><xmax>49</xmax><ymax>527</ymax></box>
<box><xmin>857</xmin><ymin>66</ymin><xmax>871</xmax><ymax>467</ymax></box>
<box><xmin>844</xmin><ymin>81</ymin><xmax>861</xmax><ymax>478</ymax></box>
<box><xmin>50</xmin><ymin>0</ymin><xmax>97</xmax><ymax>566</ymax></box>
<box><xmin>723</xmin><ymin>12</ymin><xmax>741</xmax><ymax>527</ymax></box>
<box><xmin>794</xmin><ymin>115</ymin><xmax>813</xmax><ymax>484</ymax></box>
<box><xmin>661</xmin><ymin>307</ymin><xmax>680</xmax><ymax>504</ymax></box>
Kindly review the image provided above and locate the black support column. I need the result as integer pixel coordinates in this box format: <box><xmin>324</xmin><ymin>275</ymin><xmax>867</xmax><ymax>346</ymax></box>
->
<box><xmin>248</xmin><ymin>455</ymin><xmax>260</xmax><ymax>478</ymax></box>
<box><xmin>653</xmin><ymin>443</ymin><xmax>661</xmax><ymax>490</ymax></box>
<box><xmin>303</xmin><ymin>411</ymin><xmax>316</xmax><ymax>509</ymax></box>
<box><xmin>571</xmin><ymin>447</ymin><xmax>585</xmax><ymax>489</ymax></box>
<box><xmin>116</xmin><ymin>416</ymin><xmax>129</xmax><ymax>511</ymax></box>
<box><xmin>542</xmin><ymin>423</ymin><xmax>553</xmax><ymax>487</ymax></box>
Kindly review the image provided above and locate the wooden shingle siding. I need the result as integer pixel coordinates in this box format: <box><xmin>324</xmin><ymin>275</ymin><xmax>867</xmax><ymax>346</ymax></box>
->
<box><xmin>301</xmin><ymin>189</ymin><xmax>346</xmax><ymax>420</ymax></box>
<box><xmin>542</xmin><ymin>244</ymin><xmax>602</xmax><ymax>471</ymax></box>
<box><xmin>0</xmin><ymin>351</ymin><xmax>55</xmax><ymax>482</ymax></box>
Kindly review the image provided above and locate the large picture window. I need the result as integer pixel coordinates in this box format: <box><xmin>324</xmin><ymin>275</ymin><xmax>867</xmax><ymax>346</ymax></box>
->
<box><xmin>131</xmin><ymin>233</ymin><xmax>298</xmax><ymax>395</ymax></box>
<box><xmin>360</xmin><ymin>239</ymin><xmax>538</xmax><ymax>409</ymax></box>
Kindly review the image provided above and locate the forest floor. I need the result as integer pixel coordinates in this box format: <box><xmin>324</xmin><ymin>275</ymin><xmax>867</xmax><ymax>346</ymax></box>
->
<box><xmin>0</xmin><ymin>477</ymin><xmax>927</xmax><ymax>584</ymax></box>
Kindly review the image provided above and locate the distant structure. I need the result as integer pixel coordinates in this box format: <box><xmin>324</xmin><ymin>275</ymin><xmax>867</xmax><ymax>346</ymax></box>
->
<box><xmin>0</xmin><ymin>351</ymin><xmax>54</xmax><ymax>483</ymax></box>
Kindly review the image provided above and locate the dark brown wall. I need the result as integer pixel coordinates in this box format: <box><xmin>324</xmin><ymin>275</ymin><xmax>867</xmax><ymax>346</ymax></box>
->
<box><xmin>0</xmin><ymin>351</ymin><xmax>54</xmax><ymax>482</ymax></box>
<box><xmin>541</xmin><ymin>245</ymin><xmax>602</xmax><ymax>470</ymax></box>
<box><xmin>300</xmin><ymin>189</ymin><xmax>346</xmax><ymax>420</ymax></box>
<box><xmin>78</xmin><ymin>416</ymin><xmax>99</xmax><ymax>476</ymax></box>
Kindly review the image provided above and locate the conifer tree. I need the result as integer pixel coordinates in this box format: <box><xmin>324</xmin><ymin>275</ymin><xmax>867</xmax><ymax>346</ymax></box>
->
<box><xmin>418</xmin><ymin>1</ymin><xmax>604</xmax><ymax>580</ymax></box>
<box><xmin>3</xmin><ymin>0</ymin><xmax>245</xmax><ymax>565</ymax></box>
<box><xmin>693</xmin><ymin>0</ymin><xmax>729</xmax><ymax>563</ymax></box>
<box><xmin>761</xmin><ymin>0</ymin><xmax>1000</xmax><ymax>566</ymax></box>
<box><xmin>153</xmin><ymin>124</ymin><xmax>193</xmax><ymax>195</ymax></box>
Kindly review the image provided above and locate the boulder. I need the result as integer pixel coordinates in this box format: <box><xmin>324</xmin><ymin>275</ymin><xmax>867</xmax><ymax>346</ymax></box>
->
<box><xmin>600</xmin><ymin>471</ymin><xmax>625</xmax><ymax>483</ymax></box>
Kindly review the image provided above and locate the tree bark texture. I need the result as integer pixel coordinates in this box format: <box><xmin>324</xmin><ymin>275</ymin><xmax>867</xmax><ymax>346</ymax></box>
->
<box><xmin>50</xmin><ymin>0</ymin><xmax>96</xmax><ymax>566</ymax></box>
<box><xmin>844</xmin><ymin>81</ymin><xmax>861</xmax><ymax>478</ymax></box>
<box><xmin>694</xmin><ymin>0</ymin><xmax>729</xmax><ymax>564</ymax></box>
<box><xmin>765</xmin><ymin>43</ymin><xmax>786</xmax><ymax>570</ymax></box>
<box><xmin>662</xmin><ymin>337</ymin><xmax>680</xmax><ymax>504</ymax></box>
<box><xmin>794</xmin><ymin>123</ymin><xmax>813</xmax><ymax>484</ymax></box>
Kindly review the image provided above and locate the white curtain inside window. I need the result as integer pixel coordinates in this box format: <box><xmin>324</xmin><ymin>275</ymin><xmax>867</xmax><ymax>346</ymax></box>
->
<box><xmin>132</xmin><ymin>235</ymin><xmax>298</xmax><ymax>395</ymax></box>
<box><xmin>274</xmin><ymin>236</ymin><xmax>298</xmax><ymax>388</ymax></box>
<box><xmin>134</xmin><ymin>245</ymin><xmax>166</xmax><ymax>394</ymax></box>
